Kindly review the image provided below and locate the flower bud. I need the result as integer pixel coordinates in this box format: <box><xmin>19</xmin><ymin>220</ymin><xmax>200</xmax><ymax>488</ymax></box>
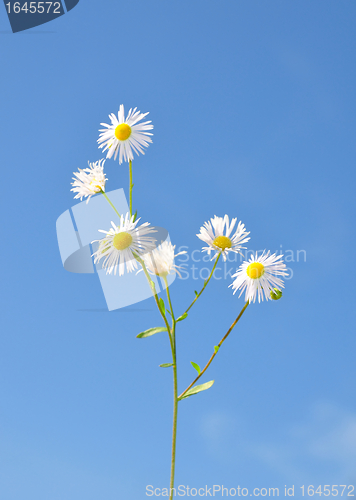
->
<box><xmin>270</xmin><ymin>288</ymin><xmax>283</xmax><ymax>300</ymax></box>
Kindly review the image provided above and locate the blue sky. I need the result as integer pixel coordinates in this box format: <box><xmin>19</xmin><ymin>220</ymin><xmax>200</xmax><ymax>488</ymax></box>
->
<box><xmin>0</xmin><ymin>1</ymin><xmax>355</xmax><ymax>498</ymax></box>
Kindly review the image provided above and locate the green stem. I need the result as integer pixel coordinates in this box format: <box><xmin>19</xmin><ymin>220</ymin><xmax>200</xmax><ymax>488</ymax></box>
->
<box><xmin>163</xmin><ymin>277</ymin><xmax>178</xmax><ymax>500</ymax></box>
<box><xmin>182</xmin><ymin>254</ymin><xmax>221</xmax><ymax>316</ymax></box>
<box><xmin>101</xmin><ymin>191</ymin><xmax>121</xmax><ymax>220</ymax></box>
<box><xmin>134</xmin><ymin>254</ymin><xmax>172</xmax><ymax>336</ymax></box>
<box><xmin>137</xmin><ymin>267</ymin><xmax>178</xmax><ymax>498</ymax></box>
<box><xmin>169</xmin><ymin>350</ymin><xmax>178</xmax><ymax>499</ymax></box>
<box><xmin>178</xmin><ymin>301</ymin><xmax>249</xmax><ymax>400</ymax></box>
<box><xmin>129</xmin><ymin>159</ymin><xmax>133</xmax><ymax>217</ymax></box>
<box><xmin>164</xmin><ymin>277</ymin><xmax>175</xmax><ymax>324</ymax></box>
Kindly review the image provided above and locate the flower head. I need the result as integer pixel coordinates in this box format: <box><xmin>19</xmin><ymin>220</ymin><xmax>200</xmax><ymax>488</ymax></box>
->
<box><xmin>197</xmin><ymin>215</ymin><xmax>250</xmax><ymax>261</ymax></box>
<box><xmin>92</xmin><ymin>213</ymin><xmax>157</xmax><ymax>276</ymax></box>
<box><xmin>230</xmin><ymin>251</ymin><xmax>288</xmax><ymax>303</ymax></box>
<box><xmin>71</xmin><ymin>159</ymin><xmax>107</xmax><ymax>204</ymax></box>
<box><xmin>142</xmin><ymin>241</ymin><xmax>186</xmax><ymax>278</ymax></box>
<box><xmin>98</xmin><ymin>105</ymin><xmax>153</xmax><ymax>164</ymax></box>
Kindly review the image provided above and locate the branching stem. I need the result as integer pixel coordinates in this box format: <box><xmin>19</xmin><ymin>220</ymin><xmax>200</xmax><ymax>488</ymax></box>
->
<box><xmin>129</xmin><ymin>160</ymin><xmax>133</xmax><ymax>217</ymax></box>
<box><xmin>181</xmin><ymin>254</ymin><xmax>221</xmax><ymax>317</ymax></box>
<box><xmin>102</xmin><ymin>191</ymin><xmax>121</xmax><ymax>220</ymax></box>
<box><xmin>178</xmin><ymin>301</ymin><xmax>249</xmax><ymax>400</ymax></box>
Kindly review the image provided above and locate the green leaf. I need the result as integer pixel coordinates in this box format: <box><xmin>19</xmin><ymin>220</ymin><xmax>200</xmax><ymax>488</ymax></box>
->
<box><xmin>132</xmin><ymin>210</ymin><xmax>138</xmax><ymax>222</ymax></box>
<box><xmin>159</xmin><ymin>298</ymin><xmax>166</xmax><ymax>315</ymax></box>
<box><xmin>136</xmin><ymin>327</ymin><xmax>167</xmax><ymax>339</ymax></box>
<box><xmin>179</xmin><ymin>380</ymin><xmax>215</xmax><ymax>401</ymax></box>
<box><xmin>194</xmin><ymin>290</ymin><xmax>199</xmax><ymax>297</ymax></box>
<box><xmin>159</xmin><ymin>363</ymin><xmax>173</xmax><ymax>368</ymax></box>
<box><xmin>176</xmin><ymin>312</ymin><xmax>188</xmax><ymax>322</ymax></box>
<box><xmin>190</xmin><ymin>361</ymin><xmax>201</xmax><ymax>374</ymax></box>
<box><xmin>214</xmin><ymin>345</ymin><xmax>220</xmax><ymax>353</ymax></box>
<box><xmin>166</xmin><ymin>309</ymin><xmax>172</xmax><ymax>317</ymax></box>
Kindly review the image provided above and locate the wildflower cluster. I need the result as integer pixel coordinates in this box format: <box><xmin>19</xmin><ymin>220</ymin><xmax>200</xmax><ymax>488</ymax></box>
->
<box><xmin>68</xmin><ymin>104</ymin><xmax>288</xmax><ymax>500</ymax></box>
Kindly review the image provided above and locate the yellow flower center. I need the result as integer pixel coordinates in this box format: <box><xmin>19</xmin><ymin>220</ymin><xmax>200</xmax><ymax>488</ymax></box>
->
<box><xmin>113</xmin><ymin>232</ymin><xmax>133</xmax><ymax>250</ymax></box>
<box><xmin>246</xmin><ymin>262</ymin><xmax>265</xmax><ymax>279</ymax></box>
<box><xmin>89</xmin><ymin>179</ymin><xmax>102</xmax><ymax>193</ymax></box>
<box><xmin>213</xmin><ymin>236</ymin><xmax>232</xmax><ymax>251</ymax></box>
<box><xmin>115</xmin><ymin>123</ymin><xmax>132</xmax><ymax>141</ymax></box>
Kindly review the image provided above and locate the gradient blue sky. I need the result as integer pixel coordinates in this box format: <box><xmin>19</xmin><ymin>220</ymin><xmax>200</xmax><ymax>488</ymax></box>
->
<box><xmin>1</xmin><ymin>1</ymin><xmax>355</xmax><ymax>499</ymax></box>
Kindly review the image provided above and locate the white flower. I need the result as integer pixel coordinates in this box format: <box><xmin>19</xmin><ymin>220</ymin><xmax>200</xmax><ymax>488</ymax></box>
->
<box><xmin>71</xmin><ymin>159</ymin><xmax>107</xmax><ymax>204</ymax></box>
<box><xmin>230</xmin><ymin>251</ymin><xmax>288</xmax><ymax>303</ymax></box>
<box><xmin>98</xmin><ymin>105</ymin><xmax>153</xmax><ymax>164</ymax></box>
<box><xmin>92</xmin><ymin>213</ymin><xmax>157</xmax><ymax>276</ymax></box>
<box><xmin>197</xmin><ymin>215</ymin><xmax>250</xmax><ymax>261</ymax></box>
<box><xmin>142</xmin><ymin>241</ymin><xmax>186</xmax><ymax>278</ymax></box>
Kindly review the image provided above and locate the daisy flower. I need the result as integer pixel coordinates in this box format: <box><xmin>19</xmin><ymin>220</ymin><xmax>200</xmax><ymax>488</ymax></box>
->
<box><xmin>98</xmin><ymin>105</ymin><xmax>153</xmax><ymax>164</ymax></box>
<box><xmin>230</xmin><ymin>251</ymin><xmax>288</xmax><ymax>303</ymax></box>
<box><xmin>142</xmin><ymin>241</ymin><xmax>187</xmax><ymax>278</ymax></box>
<box><xmin>92</xmin><ymin>213</ymin><xmax>157</xmax><ymax>276</ymax></box>
<box><xmin>71</xmin><ymin>159</ymin><xmax>107</xmax><ymax>204</ymax></box>
<box><xmin>197</xmin><ymin>215</ymin><xmax>250</xmax><ymax>261</ymax></box>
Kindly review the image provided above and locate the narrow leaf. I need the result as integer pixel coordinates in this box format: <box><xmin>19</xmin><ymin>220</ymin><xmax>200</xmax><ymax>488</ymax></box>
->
<box><xmin>159</xmin><ymin>363</ymin><xmax>173</xmax><ymax>368</ymax></box>
<box><xmin>190</xmin><ymin>361</ymin><xmax>201</xmax><ymax>374</ymax></box>
<box><xmin>194</xmin><ymin>290</ymin><xmax>199</xmax><ymax>297</ymax></box>
<box><xmin>133</xmin><ymin>210</ymin><xmax>138</xmax><ymax>222</ymax></box>
<box><xmin>214</xmin><ymin>345</ymin><xmax>220</xmax><ymax>353</ymax></box>
<box><xmin>159</xmin><ymin>298</ymin><xmax>166</xmax><ymax>315</ymax></box>
<box><xmin>179</xmin><ymin>380</ymin><xmax>215</xmax><ymax>400</ymax></box>
<box><xmin>176</xmin><ymin>312</ymin><xmax>188</xmax><ymax>322</ymax></box>
<box><xmin>136</xmin><ymin>327</ymin><xmax>167</xmax><ymax>339</ymax></box>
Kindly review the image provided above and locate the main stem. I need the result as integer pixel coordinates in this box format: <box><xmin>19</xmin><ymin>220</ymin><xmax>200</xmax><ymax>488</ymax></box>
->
<box><xmin>100</xmin><ymin>193</ymin><xmax>177</xmax><ymax>492</ymax></box>
<box><xmin>129</xmin><ymin>159</ymin><xmax>133</xmax><ymax>217</ymax></box>
<box><xmin>169</xmin><ymin>341</ymin><xmax>178</xmax><ymax>499</ymax></box>
<box><xmin>164</xmin><ymin>278</ymin><xmax>178</xmax><ymax>500</ymax></box>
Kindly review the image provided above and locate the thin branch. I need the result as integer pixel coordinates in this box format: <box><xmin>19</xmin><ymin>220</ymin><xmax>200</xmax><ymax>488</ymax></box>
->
<box><xmin>178</xmin><ymin>301</ymin><xmax>249</xmax><ymax>400</ymax></box>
